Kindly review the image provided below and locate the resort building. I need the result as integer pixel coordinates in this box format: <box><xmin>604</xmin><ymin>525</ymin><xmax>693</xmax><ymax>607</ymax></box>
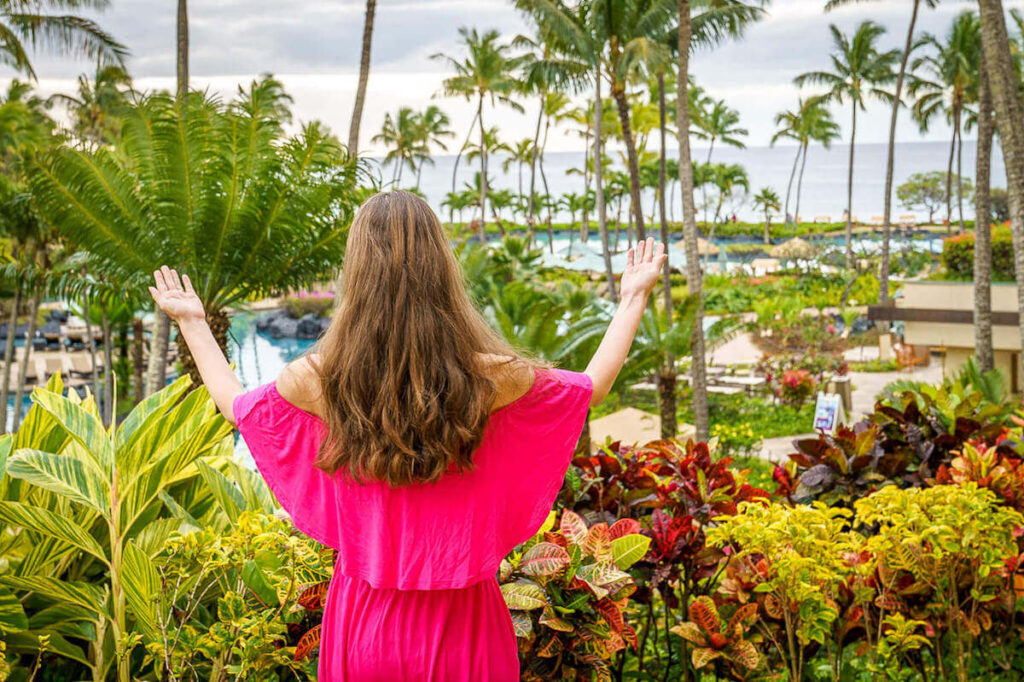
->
<box><xmin>869</xmin><ymin>280</ymin><xmax>1023</xmax><ymax>391</ymax></box>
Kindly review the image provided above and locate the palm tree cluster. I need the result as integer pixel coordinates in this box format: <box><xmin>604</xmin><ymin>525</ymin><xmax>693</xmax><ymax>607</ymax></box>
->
<box><xmin>372</xmin><ymin>105</ymin><xmax>454</xmax><ymax>188</ymax></box>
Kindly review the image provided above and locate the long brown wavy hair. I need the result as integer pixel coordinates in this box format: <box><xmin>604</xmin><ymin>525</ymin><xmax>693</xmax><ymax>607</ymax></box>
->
<box><xmin>313</xmin><ymin>191</ymin><xmax>536</xmax><ymax>486</ymax></box>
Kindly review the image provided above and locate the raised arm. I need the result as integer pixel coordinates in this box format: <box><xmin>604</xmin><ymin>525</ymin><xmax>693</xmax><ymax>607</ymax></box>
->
<box><xmin>584</xmin><ymin>237</ymin><xmax>667</xmax><ymax>406</ymax></box>
<box><xmin>149</xmin><ymin>266</ymin><xmax>244</xmax><ymax>424</ymax></box>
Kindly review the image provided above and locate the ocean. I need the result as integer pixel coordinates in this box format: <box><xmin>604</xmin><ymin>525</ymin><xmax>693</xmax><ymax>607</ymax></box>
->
<box><xmin>371</xmin><ymin>139</ymin><xmax>1006</xmax><ymax>225</ymax></box>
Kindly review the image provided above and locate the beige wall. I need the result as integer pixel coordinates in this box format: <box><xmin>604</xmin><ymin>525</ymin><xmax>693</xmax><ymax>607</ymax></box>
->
<box><xmin>897</xmin><ymin>281</ymin><xmax>1020</xmax><ymax>390</ymax></box>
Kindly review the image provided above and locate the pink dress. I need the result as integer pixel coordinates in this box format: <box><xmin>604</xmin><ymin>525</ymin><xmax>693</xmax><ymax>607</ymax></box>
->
<box><xmin>233</xmin><ymin>368</ymin><xmax>593</xmax><ymax>681</ymax></box>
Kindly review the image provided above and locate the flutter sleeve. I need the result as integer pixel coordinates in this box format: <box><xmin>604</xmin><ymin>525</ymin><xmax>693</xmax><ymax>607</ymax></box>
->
<box><xmin>233</xmin><ymin>382</ymin><xmax>342</xmax><ymax>549</ymax></box>
<box><xmin>491</xmin><ymin>368</ymin><xmax>593</xmax><ymax>552</ymax></box>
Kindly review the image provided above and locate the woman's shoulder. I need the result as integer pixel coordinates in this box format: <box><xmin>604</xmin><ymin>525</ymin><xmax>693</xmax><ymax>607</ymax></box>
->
<box><xmin>276</xmin><ymin>354</ymin><xmax>325</xmax><ymax>418</ymax></box>
<box><xmin>481</xmin><ymin>354</ymin><xmax>536</xmax><ymax>413</ymax></box>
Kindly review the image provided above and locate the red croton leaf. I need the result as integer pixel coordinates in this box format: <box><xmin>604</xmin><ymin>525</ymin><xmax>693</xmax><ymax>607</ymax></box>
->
<box><xmin>595</xmin><ymin>598</ymin><xmax>625</xmax><ymax>633</ymax></box>
<box><xmin>297</xmin><ymin>582</ymin><xmax>328</xmax><ymax>611</ymax></box>
<box><xmin>688</xmin><ymin>596</ymin><xmax>721</xmax><ymax>635</ymax></box>
<box><xmin>608</xmin><ymin>518</ymin><xmax>641</xmax><ymax>540</ymax></box>
<box><xmin>293</xmin><ymin>625</ymin><xmax>321</xmax><ymax>661</ymax></box>
<box><xmin>560</xmin><ymin>510</ymin><xmax>589</xmax><ymax>546</ymax></box>
<box><xmin>520</xmin><ymin>542</ymin><xmax>571</xmax><ymax>577</ymax></box>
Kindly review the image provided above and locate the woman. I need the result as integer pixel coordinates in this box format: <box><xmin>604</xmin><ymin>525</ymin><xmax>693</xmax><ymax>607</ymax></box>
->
<box><xmin>149</xmin><ymin>191</ymin><xmax>666</xmax><ymax>681</ymax></box>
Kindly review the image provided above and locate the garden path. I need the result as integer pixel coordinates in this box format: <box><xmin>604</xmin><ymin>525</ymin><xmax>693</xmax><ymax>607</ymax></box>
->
<box><xmin>754</xmin><ymin>361</ymin><xmax>945</xmax><ymax>462</ymax></box>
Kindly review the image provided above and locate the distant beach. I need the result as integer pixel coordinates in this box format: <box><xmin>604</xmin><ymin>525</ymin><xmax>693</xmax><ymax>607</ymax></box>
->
<box><xmin>374</xmin><ymin>139</ymin><xmax>1005</xmax><ymax>224</ymax></box>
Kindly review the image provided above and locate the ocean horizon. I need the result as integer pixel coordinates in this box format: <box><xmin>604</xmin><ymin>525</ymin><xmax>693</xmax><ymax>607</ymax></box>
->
<box><xmin>368</xmin><ymin>139</ymin><xmax>1005</xmax><ymax>225</ymax></box>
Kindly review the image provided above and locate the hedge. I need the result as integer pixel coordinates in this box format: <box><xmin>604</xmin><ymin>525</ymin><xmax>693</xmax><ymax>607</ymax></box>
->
<box><xmin>940</xmin><ymin>225</ymin><xmax>1016</xmax><ymax>281</ymax></box>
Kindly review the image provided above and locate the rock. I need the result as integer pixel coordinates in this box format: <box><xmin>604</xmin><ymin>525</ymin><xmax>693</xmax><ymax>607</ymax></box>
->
<box><xmin>256</xmin><ymin>308</ymin><xmax>288</xmax><ymax>332</ymax></box>
<box><xmin>296</xmin><ymin>314</ymin><xmax>322</xmax><ymax>339</ymax></box>
<box><xmin>269</xmin><ymin>318</ymin><xmax>299</xmax><ymax>339</ymax></box>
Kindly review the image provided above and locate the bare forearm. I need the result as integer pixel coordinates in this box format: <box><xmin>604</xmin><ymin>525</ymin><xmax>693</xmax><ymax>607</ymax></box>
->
<box><xmin>177</xmin><ymin>318</ymin><xmax>244</xmax><ymax>423</ymax></box>
<box><xmin>584</xmin><ymin>292</ymin><xmax>647</xmax><ymax>405</ymax></box>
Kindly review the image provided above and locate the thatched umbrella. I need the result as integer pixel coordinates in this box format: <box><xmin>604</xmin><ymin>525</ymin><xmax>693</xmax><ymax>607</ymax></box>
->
<box><xmin>770</xmin><ymin>237</ymin><xmax>817</xmax><ymax>260</ymax></box>
<box><xmin>674</xmin><ymin>237</ymin><xmax>719</xmax><ymax>256</ymax></box>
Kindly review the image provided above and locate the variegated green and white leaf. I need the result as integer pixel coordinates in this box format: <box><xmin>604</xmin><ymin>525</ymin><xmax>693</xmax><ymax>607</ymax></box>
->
<box><xmin>1</xmin><ymin>576</ymin><xmax>104</xmax><ymax>616</ymax></box>
<box><xmin>196</xmin><ymin>460</ymin><xmax>245</xmax><ymax>524</ymax></box>
<box><xmin>30</xmin><ymin>388</ymin><xmax>113</xmax><ymax>474</ymax></box>
<box><xmin>121</xmin><ymin>540</ymin><xmax>160</xmax><ymax>635</ymax></box>
<box><xmin>500</xmin><ymin>581</ymin><xmax>547</xmax><ymax>610</ymax></box>
<box><xmin>0</xmin><ymin>585</ymin><xmax>28</xmax><ymax>632</ymax></box>
<box><xmin>27</xmin><ymin>602</ymin><xmax>98</xmax><ymax>630</ymax></box>
<box><xmin>0</xmin><ymin>501</ymin><xmax>107</xmax><ymax>564</ymax></box>
<box><xmin>7</xmin><ymin>449</ymin><xmax>109</xmax><ymax>517</ymax></box>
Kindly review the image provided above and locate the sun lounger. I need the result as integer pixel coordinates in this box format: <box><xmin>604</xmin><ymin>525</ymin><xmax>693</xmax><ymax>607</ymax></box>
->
<box><xmin>68</xmin><ymin>354</ymin><xmax>95</xmax><ymax>378</ymax></box>
<box><xmin>813</xmin><ymin>215</ymin><xmax>831</xmax><ymax>224</ymax></box>
<box><xmin>43</xmin><ymin>356</ymin><xmax>64</xmax><ymax>379</ymax></box>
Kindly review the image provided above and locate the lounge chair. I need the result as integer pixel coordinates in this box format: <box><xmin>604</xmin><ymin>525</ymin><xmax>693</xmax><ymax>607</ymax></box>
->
<box><xmin>68</xmin><ymin>354</ymin><xmax>94</xmax><ymax>378</ymax></box>
<box><xmin>43</xmin><ymin>356</ymin><xmax>64</xmax><ymax>379</ymax></box>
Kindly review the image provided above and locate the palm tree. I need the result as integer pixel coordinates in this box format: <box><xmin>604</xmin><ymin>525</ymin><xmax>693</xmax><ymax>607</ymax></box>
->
<box><xmin>30</xmin><ymin>78</ymin><xmax>366</xmax><ymax>386</ymax></box>
<box><xmin>0</xmin><ymin>0</ymin><xmax>126</xmax><ymax>79</ymax></box>
<box><xmin>705</xmin><ymin>162</ymin><xmax>749</xmax><ymax>248</ymax></box>
<box><xmin>773</xmin><ymin>97</ymin><xmax>838</xmax><ymax>228</ymax></box>
<box><xmin>975</xmin><ymin>45</ymin><xmax>994</xmax><ymax>373</ymax></box>
<box><xmin>825</xmin><ymin>0</ymin><xmax>938</xmax><ymax>304</ymax></box>
<box><xmin>796</xmin><ymin>21</ymin><xmax>899</xmax><ymax>268</ymax></box>
<box><xmin>372</xmin><ymin>107</ymin><xmax>423</xmax><ymax>185</ymax></box>
<box><xmin>977</xmin><ymin>0</ymin><xmax>1024</xmax><ymax>382</ymax></box>
<box><xmin>909</xmin><ymin>12</ymin><xmax>980</xmax><ymax>234</ymax></box>
<box><xmin>693</xmin><ymin>97</ymin><xmax>747</xmax><ymax>163</ymax></box>
<box><xmin>434</xmin><ymin>28</ymin><xmax>523</xmax><ymax>243</ymax></box>
<box><xmin>348</xmin><ymin>0</ymin><xmax>377</xmax><ymax>154</ymax></box>
<box><xmin>753</xmin><ymin>187</ymin><xmax>780</xmax><ymax>245</ymax></box>
<box><xmin>502</xmin><ymin>137</ymin><xmax>535</xmax><ymax>200</ymax></box>
<box><xmin>48</xmin><ymin>63</ymin><xmax>132</xmax><ymax>148</ymax></box>
<box><xmin>413</xmin><ymin>105</ymin><xmax>454</xmax><ymax>189</ymax></box>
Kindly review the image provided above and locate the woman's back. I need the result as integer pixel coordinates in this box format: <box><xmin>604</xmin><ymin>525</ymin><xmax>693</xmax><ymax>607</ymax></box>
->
<box><xmin>233</xmin><ymin>364</ymin><xmax>593</xmax><ymax>679</ymax></box>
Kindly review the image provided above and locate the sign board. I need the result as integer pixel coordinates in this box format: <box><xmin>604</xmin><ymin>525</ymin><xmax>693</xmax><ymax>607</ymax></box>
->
<box><xmin>813</xmin><ymin>392</ymin><xmax>844</xmax><ymax>432</ymax></box>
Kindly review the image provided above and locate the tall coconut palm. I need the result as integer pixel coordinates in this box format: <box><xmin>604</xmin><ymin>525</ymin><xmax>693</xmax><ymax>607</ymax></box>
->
<box><xmin>30</xmin><ymin>78</ymin><xmax>366</xmax><ymax>386</ymax></box>
<box><xmin>753</xmin><ymin>187</ymin><xmax>780</xmax><ymax>245</ymax></box>
<box><xmin>977</xmin><ymin>0</ymin><xmax>1024</xmax><ymax>383</ymax></box>
<box><xmin>791</xmin><ymin>100</ymin><xmax>840</xmax><ymax>231</ymax></box>
<box><xmin>0</xmin><ymin>0</ymin><xmax>126</xmax><ymax>79</ymax></box>
<box><xmin>412</xmin><ymin>105</ymin><xmax>454</xmax><ymax>189</ymax></box>
<box><xmin>796</xmin><ymin>21</ymin><xmax>899</xmax><ymax>268</ymax></box>
<box><xmin>48</xmin><ymin>63</ymin><xmax>132</xmax><ymax>148</ymax></box>
<box><xmin>693</xmin><ymin>97</ymin><xmax>747</xmax><ymax>163</ymax></box>
<box><xmin>434</xmin><ymin>28</ymin><xmax>523</xmax><ymax>244</ymax></box>
<box><xmin>975</xmin><ymin>45</ymin><xmax>994</xmax><ymax>373</ymax></box>
<box><xmin>909</xmin><ymin>11</ymin><xmax>980</xmax><ymax>234</ymax></box>
<box><xmin>372</xmin><ymin>107</ymin><xmax>423</xmax><ymax>185</ymax></box>
<box><xmin>348</xmin><ymin>0</ymin><xmax>377</xmax><ymax>154</ymax></box>
<box><xmin>825</xmin><ymin>0</ymin><xmax>939</xmax><ymax>303</ymax></box>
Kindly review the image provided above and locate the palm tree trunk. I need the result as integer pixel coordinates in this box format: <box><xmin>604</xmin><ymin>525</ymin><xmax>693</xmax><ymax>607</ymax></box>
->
<box><xmin>12</xmin><ymin>281</ymin><xmax>40</xmax><ymax>430</ymax></box>
<box><xmin>102</xmin><ymin>306</ymin><xmax>114</xmax><ymax>426</ymax></box>
<box><xmin>612</xmin><ymin>85</ymin><xmax>646</xmax><ymax>241</ymax></box>
<box><xmin>975</xmin><ymin>46</ymin><xmax>994</xmax><ymax>373</ymax></box>
<box><xmin>451</xmin><ymin>109</ymin><xmax>480</xmax><ymax>197</ymax></box>
<box><xmin>0</xmin><ymin>255</ymin><xmax>22</xmax><ymax>432</ymax></box>
<box><xmin>582</xmin><ymin>122</ymin><xmax>592</xmax><ymax>243</ymax></box>
<box><xmin>944</xmin><ymin>126</ymin><xmax>955</xmax><ymax>232</ymax></box>
<box><xmin>595</xmin><ymin>75</ymin><xmax>616</xmax><ymax>303</ymax></box>
<box><xmin>83</xmin><ymin>291</ymin><xmax>100</xmax><ymax>401</ymax></box>
<box><xmin>845</xmin><ymin>103</ymin><xmax>857</xmax><ymax>269</ymax></box>
<box><xmin>478</xmin><ymin>96</ymin><xmax>488</xmax><ymax>244</ymax></box>
<box><xmin>144</xmin><ymin>313</ymin><xmax>169</xmax><ymax>395</ymax></box>
<box><xmin>880</xmin><ymin>0</ymin><xmax>921</xmax><ymax>303</ymax></box>
<box><xmin>177</xmin><ymin>309</ymin><xmax>231</xmax><ymax>386</ymax></box>
<box><xmin>347</xmin><ymin>0</ymin><xmax>376</xmax><ymax>154</ymax></box>
<box><xmin>657</xmin><ymin>72</ymin><xmax>676</xmax><ymax>438</ymax></box>
<box><xmin>978</xmin><ymin>0</ymin><xmax>1024</xmax><ymax>387</ymax></box>
<box><xmin>132</xmin><ymin>317</ymin><xmax>144</xmax><ymax>404</ymax></box>
<box><xmin>176</xmin><ymin>0</ymin><xmax>188</xmax><ymax>99</ymax></box>
<box><xmin>540</xmin><ymin>115</ymin><xmax>555</xmax><ymax>254</ymax></box>
<box><xmin>955</xmin><ymin>110</ymin><xmax>965</xmax><ymax>233</ymax></box>
<box><xmin>783</xmin><ymin>145</ymin><xmax>800</xmax><ymax>228</ymax></box>
<box><xmin>764</xmin><ymin>212</ymin><xmax>772</xmax><ymax>245</ymax></box>
<box><xmin>794</xmin><ymin>143</ymin><xmax>809</xmax><ymax>232</ymax></box>
<box><xmin>677</xmin><ymin>0</ymin><xmax>709</xmax><ymax>443</ymax></box>
<box><xmin>527</xmin><ymin>94</ymin><xmax>544</xmax><ymax>243</ymax></box>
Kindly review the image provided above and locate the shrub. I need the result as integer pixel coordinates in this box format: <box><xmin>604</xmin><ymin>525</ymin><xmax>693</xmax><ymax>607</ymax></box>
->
<box><xmin>499</xmin><ymin>510</ymin><xmax>649</xmax><ymax>681</ymax></box>
<box><xmin>283</xmin><ymin>292</ymin><xmax>334</xmax><ymax>318</ymax></box>
<box><xmin>941</xmin><ymin>226</ymin><xmax>1015</xmax><ymax>281</ymax></box>
<box><xmin>779</xmin><ymin>369</ymin><xmax>815</xmax><ymax>406</ymax></box>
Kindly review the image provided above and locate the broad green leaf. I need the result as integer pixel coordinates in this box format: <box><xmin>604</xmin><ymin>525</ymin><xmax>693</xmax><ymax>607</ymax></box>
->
<box><xmin>15</xmin><ymin>536</ymin><xmax>79</xmax><ymax>577</ymax></box>
<box><xmin>13</xmin><ymin>375</ymin><xmax>69</xmax><ymax>454</ymax></box>
<box><xmin>500</xmin><ymin>582</ymin><xmax>547</xmax><ymax>610</ymax></box>
<box><xmin>27</xmin><ymin>602</ymin><xmax>97</xmax><ymax>630</ymax></box>
<box><xmin>229</xmin><ymin>460</ymin><xmax>275</xmax><ymax>514</ymax></box>
<box><xmin>121</xmin><ymin>541</ymin><xmax>160</xmax><ymax>635</ymax></box>
<box><xmin>30</xmin><ymin>388</ymin><xmax>113</xmax><ymax>474</ymax></box>
<box><xmin>0</xmin><ymin>501</ymin><xmax>107</xmax><ymax>565</ymax></box>
<box><xmin>196</xmin><ymin>460</ymin><xmax>244</xmax><ymax>524</ymax></box>
<box><xmin>0</xmin><ymin>434</ymin><xmax>11</xmax><ymax>480</ymax></box>
<box><xmin>0</xmin><ymin>585</ymin><xmax>28</xmax><ymax>632</ymax></box>
<box><xmin>114</xmin><ymin>375</ymin><xmax>191</xmax><ymax>455</ymax></box>
<box><xmin>7</xmin><ymin>449</ymin><xmax>109</xmax><ymax>517</ymax></box>
<box><xmin>611</xmin><ymin>534</ymin><xmax>651</xmax><ymax>571</ymax></box>
<box><xmin>132</xmin><ymin>517</ymin><xmax>185</xmax><ymax>558</ymax></box>
<box><xmin>1</xmin><ymin>576</ymin><xmax>104</xmax><ymax>616</ymax></box>
<box><xmin>242</xmin><ymin>560</ymin><xmax>279</xmax><ymax>608</ymax></box>
<box><xmin>158</xmin><ymin>490</ymin><xmax>203</xmax><ymax>530</ymax></box>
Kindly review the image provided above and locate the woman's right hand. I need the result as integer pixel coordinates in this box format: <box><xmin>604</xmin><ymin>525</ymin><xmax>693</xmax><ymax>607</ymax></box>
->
<box><xmin>618</xmin><ymin>237</ymin><xmax>667</xmax><ymax>301</ymax></box>
<box><xmin>149</xmin><ymin>265</ymin><xmax>206</xmax><ymax>323</ymax></box>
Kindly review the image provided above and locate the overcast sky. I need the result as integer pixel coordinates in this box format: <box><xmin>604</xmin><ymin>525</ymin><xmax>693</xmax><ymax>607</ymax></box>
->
<box><xmin>11</xmin><ymin>0</ymin><xmax>1023</xmax><ymax>154</ymax></box>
